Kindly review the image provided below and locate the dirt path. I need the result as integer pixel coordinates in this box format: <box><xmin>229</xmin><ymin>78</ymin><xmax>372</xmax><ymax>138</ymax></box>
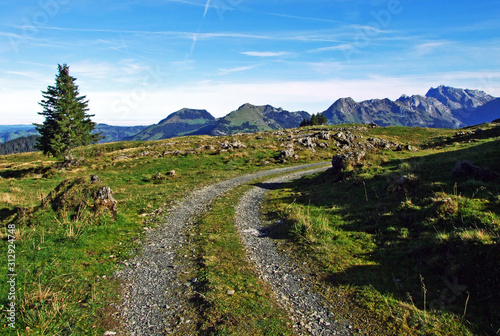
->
<box><xmin>235</xmin><ymin>168</ymin><xmax>352</xmax><ymax>336</ymax></box>
<box><xmin>115</xmin><ymin>163</ymin><xmax>330</xmax><ymax>335</ymax></box>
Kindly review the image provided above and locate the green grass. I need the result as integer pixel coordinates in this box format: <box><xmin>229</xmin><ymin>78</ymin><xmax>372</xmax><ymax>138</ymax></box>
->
<box><xmin>264</xmin><ymin>125</ymin><xmax>500</xmax><ymax>335</ymax></box>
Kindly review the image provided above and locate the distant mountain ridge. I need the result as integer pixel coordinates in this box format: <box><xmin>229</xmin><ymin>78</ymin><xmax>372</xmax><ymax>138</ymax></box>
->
<box><xmin>0</xmin><ymin>125</ymin><xmax>39</xmax><ymax>143</ymax></box>
<box><xmin>1</xmin><ymin>86</ymin><xmax>498</xmax><ymax>149</ymax></box>
<box><xmin>0</xmin><ymin>124</ymin><xmax>148</xmax><ymax>145</ymax></box>
<box><xmin>132</xmin><ymin>108</ymin><xmax>216</xmax><ymax>141</ymax></box>
<box><xmin>322</xmin><ymin>85</ymin><xmax>498</xmax><ymax>128</ymax></box>
<box><xmin>130</xmin><ymin>104</ymin><xmax>309</xmax><ymax>141</ymax></box>
<box><xmin>210</xmin><ymin>103</ymin><xmax>309</xmax><ymax>136</ymax></box>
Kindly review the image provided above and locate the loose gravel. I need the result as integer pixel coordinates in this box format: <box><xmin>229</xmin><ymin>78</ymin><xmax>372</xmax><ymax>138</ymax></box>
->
<box><xmin>235</xmin><ymin>168</ymin><xmax>352</xmax><ymax>336</ymax></box>
<box><xmin>115</xmin><ymin>163</ymin><xmax>331</xmax><ymax>335</ymax></box>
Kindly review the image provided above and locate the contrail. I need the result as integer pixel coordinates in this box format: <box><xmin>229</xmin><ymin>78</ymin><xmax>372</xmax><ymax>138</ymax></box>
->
<box><xmin>203</xmin><ymin>0</ymin><xmax>211</xmax><ymax>17</ymax></box>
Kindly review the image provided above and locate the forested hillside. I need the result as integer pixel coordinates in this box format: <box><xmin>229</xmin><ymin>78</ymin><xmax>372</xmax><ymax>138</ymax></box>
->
<box><xmin>0</xmin><ymin>135</ymin><xmax>39</xmax><ymax>155</ymax></box>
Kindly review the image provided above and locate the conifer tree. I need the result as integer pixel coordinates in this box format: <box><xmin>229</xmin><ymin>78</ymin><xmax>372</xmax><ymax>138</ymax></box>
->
<box><xmin>318</xmin><ymin>113</ymin><xmax>328</xmax><ymax>125</ymax></box>
<box><xmin>310</xmin><ymin>114</ymin><xmax>318</xmax><ymax>126</ymax></box>
<box><xmin>34</xmin><ymin>64</ymin><xmax>102</xmax><ymax>158</ymax></box>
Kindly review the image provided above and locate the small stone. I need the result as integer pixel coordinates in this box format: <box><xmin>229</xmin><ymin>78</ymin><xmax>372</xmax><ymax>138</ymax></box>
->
<box><xmin>226</xmin><ymin>290</ymin><xmax>235</xmax><ymax>295</ymax></box>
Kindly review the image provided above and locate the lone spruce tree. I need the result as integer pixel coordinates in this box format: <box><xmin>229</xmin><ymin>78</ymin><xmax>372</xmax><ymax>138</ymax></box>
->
<box><xmin>34</xmin><ymin>64</ymin><xmax>102</xmax><ymax>158</ymax></box>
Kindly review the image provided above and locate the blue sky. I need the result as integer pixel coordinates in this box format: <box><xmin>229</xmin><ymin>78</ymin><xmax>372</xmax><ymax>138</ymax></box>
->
<box><xmin>1</xmin><ymin>0</ymin><xmax>499</xmax><ymax>125</ymax></box>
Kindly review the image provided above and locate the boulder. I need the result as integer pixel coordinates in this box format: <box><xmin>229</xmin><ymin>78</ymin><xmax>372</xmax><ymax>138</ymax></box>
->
<box><xmin>451</xmin><ymin>160</ymin><xmax>497</xmax><ymax>181</ymax></box>
<box><xmin>367</xmin><ymin>137</ymin><xmax>398</xmax><ymax>150</ymax></box>
<box><xmin>315</xmin><ymin>131</ymin><xmax>331</xmax><ymax>140</ymax></box>
<box><xmin>331</xmin><ymin>151</ymin><xmax>366</xmax><ymax>175</ymax></box>
<box><xmin>219</xmin><ymin>140</ymin><xmax>247</xmax><ymax>149</ymax></box>
<box><xmin>279</xmin><ymin>148</ymin><xmax>295</xmax><ymax>159</ymax></box>
<box><xmin>387</xmin><ymin>174</ymin><xmax>419</xmax><ymax>193</ymax></box>
<box><xmin>396</xmin><ymin>144</ymin><xmax>418</xmax><ymax>152</ymax></box>
<box><xmin>297</xmin><ymin>137</ymin><xmax>316</xmax><ymax>148</ymax></box>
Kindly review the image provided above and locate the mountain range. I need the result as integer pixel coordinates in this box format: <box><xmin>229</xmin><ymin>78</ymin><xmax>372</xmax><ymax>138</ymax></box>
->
<box><xmin>1</xmin><ymin>86</ymin><xmax>498</xmax><ymax>154</ymax></box>
<box><xmin>0</xmin><ymin>124</ymin><xmax>147</xmax><ymax>144</ymax></box>
<box><xmin>132</xmin><ymin>85</ymin><xmax>498</xmax><ymax>140</ymax></box>
<box><xmin>323</xmin><ymin>85</ymin><xmax>497</xmax><ymax>128</ymax></box>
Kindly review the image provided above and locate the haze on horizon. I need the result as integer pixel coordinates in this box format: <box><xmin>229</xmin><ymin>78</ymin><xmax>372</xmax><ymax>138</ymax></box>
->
<box><xmin>1</xmin><ymin>0</ymin><xmax>499</xmax><ymax>126</ymax></box>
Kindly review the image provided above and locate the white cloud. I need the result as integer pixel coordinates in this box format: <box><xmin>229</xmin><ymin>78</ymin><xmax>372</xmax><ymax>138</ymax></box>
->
<box><xmin>217</xmin><ymin>65</ymin><xmax>256</xmax><ymax>76</ymax></box>
<box><xmin>414</xmin><ymin>41</ymin><xmax>452</xmax><ymax>56</ymax></box>
<box><xmin>241</xmin><ymin>51</ymin><xmax>292</xmax><ymax>57</ymax></box>
<box><xmin>2</xmin><ymin>72</ymin><xmax>499</xmax><ymax>125</ymax></box>
<box><xmin>262</xmin><ymin>12</ymin><xmax>347</xmax><ymax>24</ymax></box>
<box><xmin>3</xmin><ymin>70</ymin><xmax>44</xmax><ymax>80</ymax></box>
<box><xmin>307</xmin><ymin>61</ymin><xmax>345</xmax><ymax>74</ymax></box>
<box><xmin>0</xmin><ymin>89</ymin><xmax>43</xmax><ymax>125</ymax></box>
<box><xmin>310</xmin><ymin>43</ymin><xmax>356</xmax><ymax>53</ymax></box>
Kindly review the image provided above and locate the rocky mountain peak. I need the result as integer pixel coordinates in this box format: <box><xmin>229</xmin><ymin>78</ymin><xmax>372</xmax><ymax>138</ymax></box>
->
<box><xmin>425</xmin><ymin>85</ymin><xmax>495</xmax><ymax>124</ymax></box>
<box><xmin>426</xmin><ymin>85</ymin><xmax>494</xmax><ymax>110</ymax></box>
<box><xmin>262</xmin><ymin>104</ymin><xmax>284</xmax><ymax>114</ymax></box>
<box><xmin>321</xmin><ymin>85</ymin><xmax>497</xmax><ymax>129</ymax></box>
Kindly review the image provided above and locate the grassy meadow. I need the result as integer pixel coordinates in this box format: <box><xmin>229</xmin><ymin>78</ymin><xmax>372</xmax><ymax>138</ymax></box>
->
<box><xmin>265</xmin><ymin>124</ymin><xmax>500</xmax><ymax>335</ymax></box>
<box><xmin>0</xmin><ymin>123</ymin><xmax>498</xmax><ymax>335</ymax></box>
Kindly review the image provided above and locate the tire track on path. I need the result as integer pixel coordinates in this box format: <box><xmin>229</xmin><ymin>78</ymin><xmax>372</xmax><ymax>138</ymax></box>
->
<box><xmin>235</xmin><ymin>167</ymin><xmax>352</xmax><ymax>336</ymax></box>
<box><xmin>116</xmin><ymin>162</ymin><xmax>330</xmax><ymax>335</ymax></box>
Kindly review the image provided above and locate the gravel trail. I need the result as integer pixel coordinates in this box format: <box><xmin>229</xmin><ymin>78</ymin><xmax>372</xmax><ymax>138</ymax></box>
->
<box><xmin>115</xmin><ymin>163</ymin><xmax>330</xmax><ymax>335</ymax></box>
<box><xmin>235</xmin><ymin>168</ymin><xmax>352</xmax><ymax>335</ymax></box>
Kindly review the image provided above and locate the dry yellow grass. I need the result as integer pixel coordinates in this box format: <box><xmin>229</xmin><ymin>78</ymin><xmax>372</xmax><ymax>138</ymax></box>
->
<box><xmin>0</xmin><ymin>192</ymin><xmax>15</xmax><ymax>205</ymax></box>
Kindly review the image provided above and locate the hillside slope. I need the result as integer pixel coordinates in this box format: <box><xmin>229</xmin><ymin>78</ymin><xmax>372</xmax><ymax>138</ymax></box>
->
<box><xmin>94</xmin><ymin>124</ymin><xmax>148</xmax><ymax>143</ymax></box>
<box><xmin>131</xmin><ymin>108</ymin><xmax>216</xmax><ymax>141</ymax></box>
<box><xmin>210</xmin><ymin>103</ymin><xmax>309</xmax><ymax>136</ymax></box>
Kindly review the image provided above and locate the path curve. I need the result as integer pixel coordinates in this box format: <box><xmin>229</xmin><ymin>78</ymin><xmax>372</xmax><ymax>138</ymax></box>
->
<box><xmin>235</xmin><ymin>168</ymin><xmax>352</xmax><ymax>336</ymax></box>
<box><xmin>116</xmin><ymin>162</ymin><xmax>330</xmax><ymax>335</ymax></box>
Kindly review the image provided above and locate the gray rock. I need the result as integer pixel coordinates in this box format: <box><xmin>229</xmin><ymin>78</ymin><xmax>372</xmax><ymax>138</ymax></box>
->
<box><xmin>396</xmin><ymin>144</ymin><xmax>418</xmax><ymax>152</ymax></box>
<box><xmin>367</xmin><ymin>137</ymin><xmax>398</xmax><ymax>150</ymax></box>
<box><xmin>331</xmin><ymin>151</ymin><xmax>366</xmax><ymax>175</ymax></box>
<box><xmin>220</xmin><ymin>140</ymin><xmax>247</xmax><ymax>149</ymax></box>
<box><xmin>452</xmin><ymin>160</ymin><xmax>497</xmax><ymax>181</ymax></box>
<box><xmin>279</xmin><ymin>148</ymin><xmax>295</xmax><ymax>159</ymax></box>
<box><xmin>315</xmin><ymin>131</ymin><xmax>331</xmax><ymax>140</ymax></box>
<box><xmin>298</xmin><ymin>137</ymin><xmax>316</xmax><ymax>148</ymax></box>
